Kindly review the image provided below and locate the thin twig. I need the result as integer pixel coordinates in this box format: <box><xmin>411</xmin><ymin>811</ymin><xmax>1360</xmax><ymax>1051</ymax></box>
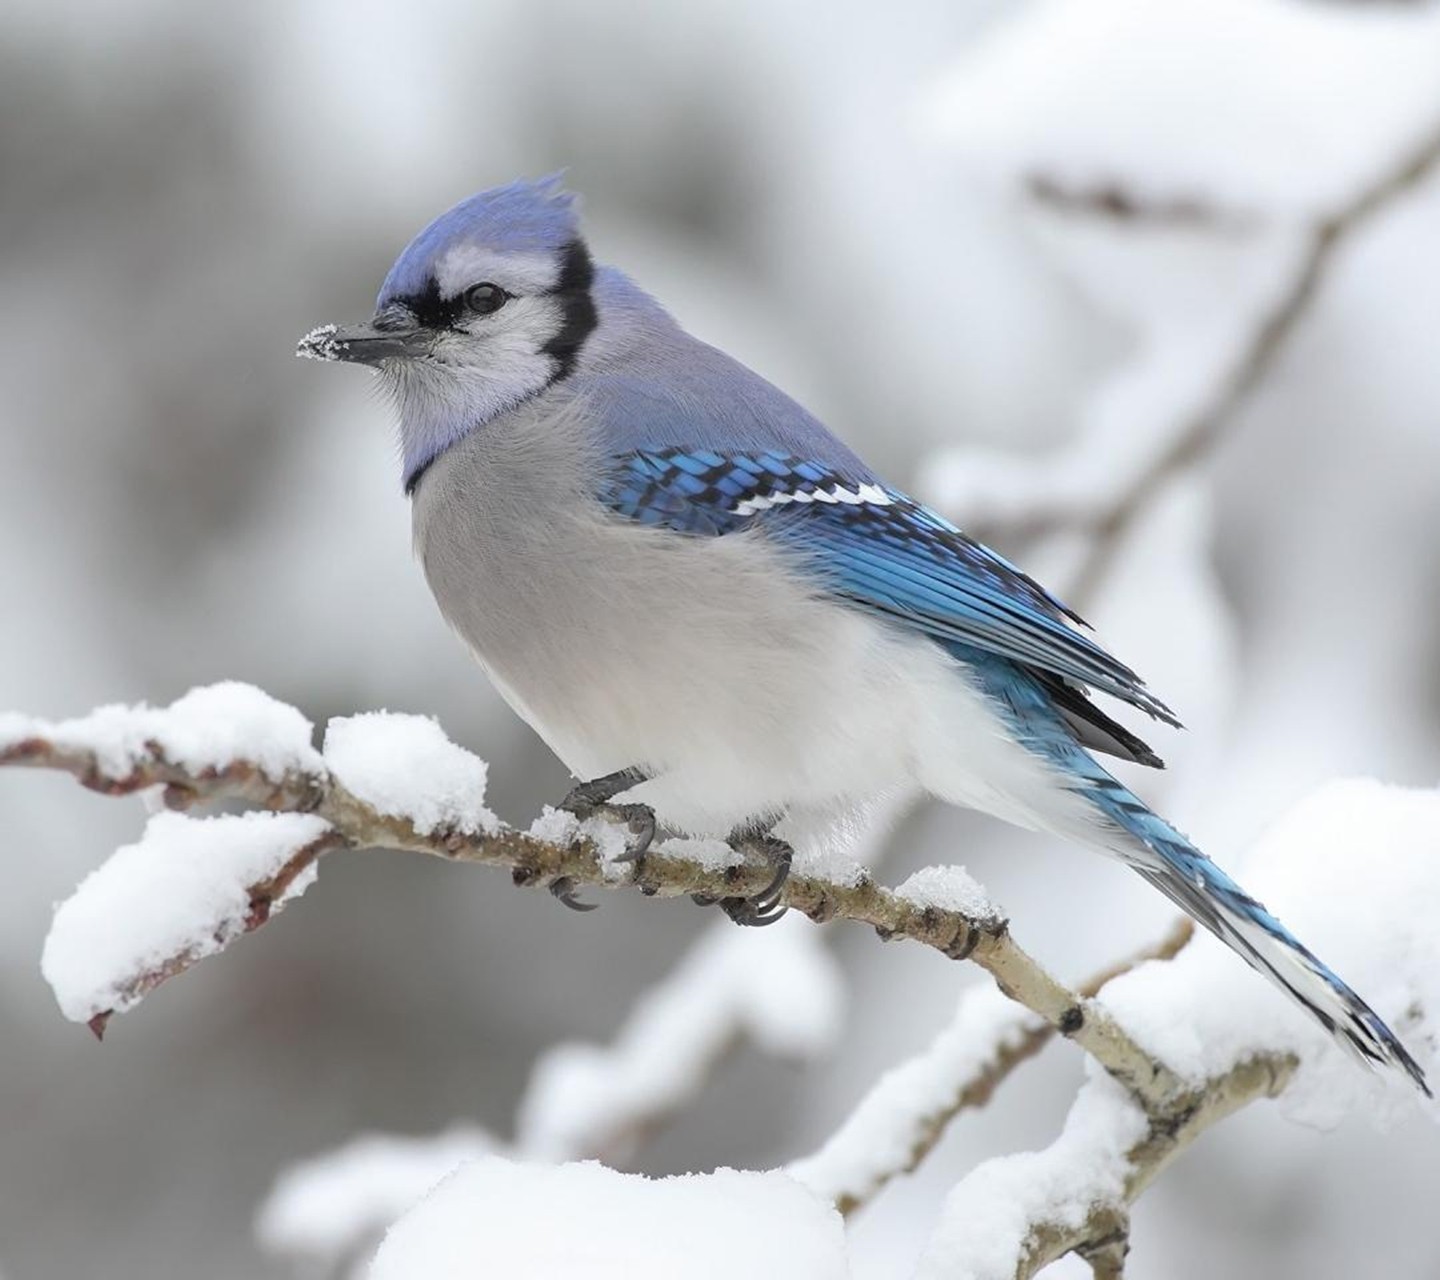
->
<box><xmin>84</xmin><ymin>826</ymin><xmax>345</xmax><ymax>1040</ymax></box>
<box><xmin>979</xmin><ymin>116</ymin><xmax>1440</xmax><ymax>606</ymax></box>
<box><xmin>1013</xmin><ymin>1053</ymin><xmax>1297</xmax><ymax>1279</ymax></box>
<box><xmin>821</xmin><ymin>918</ymin><xmax>1194</xmax><ymax>1217</ymax></box>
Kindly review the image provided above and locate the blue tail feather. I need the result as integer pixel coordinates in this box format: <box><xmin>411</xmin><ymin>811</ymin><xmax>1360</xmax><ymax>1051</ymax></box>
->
<box><xmin>960</xmin><ymin>647</ymin><xmax>1430</xmax><ymax>1096</ymax></box>
<box><xmin>1086</xmin><ymin>773</ymin><xmax>1428</xmax><ymax>1095</ymax></box>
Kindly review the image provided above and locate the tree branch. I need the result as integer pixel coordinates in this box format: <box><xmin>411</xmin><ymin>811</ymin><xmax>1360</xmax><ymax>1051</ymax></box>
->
<box><xmin>794</xmin><ymin>919</ymin><xmax>1194</xmax><ymax>1217</ymax></box>
<box><xmin>15</xmin><ymin>700</ymin><xmax>1404</xmax><ymax>1280</ymax></box>
<box><xmin>2</xmin><ymin>701</ymin><xmax>1185</xmax><ymax>1112</ymax></box>
<box><xmin>956</xmin><ymin>114</ymin><xmax>1440</xmax><ymax>607</ymax></box>
<box><xmin>83</xmin><ymin>824</ymin><xmax>344</xmax><ymax>1041</ymax></box>
<box><xmin>1064</xmin><ymin>116</ymin><xmax>1440</xmax><ymax>603</ymax></box>
<box><xmin>1011</xmin><ymin>1053</ymin><xmax>1296</xmax><ymax>1279</ymax></box>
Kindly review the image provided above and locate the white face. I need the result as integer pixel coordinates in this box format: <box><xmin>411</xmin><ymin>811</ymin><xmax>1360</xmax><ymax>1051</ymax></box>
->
<box><xmin>378</xmin><ymin>242</ymin><xmax>577</xmax><ymax>478</ymax></box>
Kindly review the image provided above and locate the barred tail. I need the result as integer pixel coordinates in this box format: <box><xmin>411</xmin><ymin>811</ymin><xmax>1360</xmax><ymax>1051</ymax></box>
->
<box><xmin>1087</xmin><ymin>775</ymin><xmax>1429</xmax><ymax>1096</ymax></box>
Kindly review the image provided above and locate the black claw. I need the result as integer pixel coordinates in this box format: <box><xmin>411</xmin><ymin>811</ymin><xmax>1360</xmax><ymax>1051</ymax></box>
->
<box><xmin>720</xmin><ymin>895</ymin><xmax>787</xmax><ymax>926</ymax></box>
<box><xmin>549</xmin><ymin>877</ymin><xmax>598</xmax><ymax>912</ymax></box>
<box><xmin>711</xmin><ymin>830</ymin><xmax>794</xmax><ymax>927</ymax></box>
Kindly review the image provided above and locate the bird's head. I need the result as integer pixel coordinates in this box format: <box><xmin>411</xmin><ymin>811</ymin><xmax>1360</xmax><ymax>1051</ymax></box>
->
<box><xmin>300</xmin><ymin>174</ymin><xmax>597</xmax><ymax>490</ymax></box>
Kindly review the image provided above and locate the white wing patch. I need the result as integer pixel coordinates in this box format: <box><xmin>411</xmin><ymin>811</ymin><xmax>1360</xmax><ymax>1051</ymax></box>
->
<box><xmin>732</xmin><ymin>482</ymin><xmax>893</xmax><ymax>518</ymax></box>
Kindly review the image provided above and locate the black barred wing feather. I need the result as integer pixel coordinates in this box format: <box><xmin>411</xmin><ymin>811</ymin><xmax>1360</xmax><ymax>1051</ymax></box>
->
<box><xmin>600</xmin><ymin>448</ymin><xmax>1178</xmax><ymax>727</ymax></box>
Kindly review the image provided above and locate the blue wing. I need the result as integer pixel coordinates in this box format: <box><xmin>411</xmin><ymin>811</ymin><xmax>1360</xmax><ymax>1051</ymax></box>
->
<box><xmin>601</xmin><ymin>448</ymin><xmax>1179</xmax><ymax>729</ymax></box>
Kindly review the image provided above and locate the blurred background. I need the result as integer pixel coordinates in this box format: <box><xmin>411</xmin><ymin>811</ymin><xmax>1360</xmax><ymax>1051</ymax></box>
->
<box><xmin>2</xmin><ymin>0</ymin><xmax>1439</xmax><ymax>1275</ymax></box>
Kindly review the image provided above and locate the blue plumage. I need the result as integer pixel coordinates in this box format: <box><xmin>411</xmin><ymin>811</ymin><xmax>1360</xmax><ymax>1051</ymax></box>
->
<box><xmin>377</xmin><ymin>173</ymin><xmax>580</xmax><ymax>308</ymax></box>
<box><xmin>960</xmin><ymin>649</ymin><xmax>1430</xmax><ymax>1093</ymax></box>
<box><xmin>600</xmin><ymin>448</ymin><xmax>1178</xmax><ymax>725</ymax></box>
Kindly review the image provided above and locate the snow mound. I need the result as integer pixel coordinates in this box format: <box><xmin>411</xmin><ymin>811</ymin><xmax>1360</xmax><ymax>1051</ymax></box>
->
<box><xmin>368</xmin><ymin>1157</ymin><xmax>850</xmax><ymax>1280</ymax></box>
<box><xmin>922</xmin><ymin>0</ymin><xmax>1440</xmax><ymax>218</ymax></box>
<box><xmin>258</xmin><ymin>1127</ymin><xmax>500</xmax><ymax>1268</ymax></box>
<box><xmin>0</xmin><ymin>681</ymin><xmax>322</xmax><ymax>782</ymax></box>
<box><xmin>518</xmin><ymin>917</ymin><xmax>844</xmax><ymax>1160</ymax></box>
<box><xmin>894</xmin><ymin>864</ymin><xmax>998</xmax><ymax>920</ymax></box>
<box><xmin>324</xmin><ymin>712</ymin><xmax>497</xmax><ymax>836</ymax></box>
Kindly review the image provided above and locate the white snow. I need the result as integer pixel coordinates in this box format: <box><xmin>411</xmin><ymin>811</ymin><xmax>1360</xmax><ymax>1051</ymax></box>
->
<box><xmin>789</xmin><ymin>984</ymin><xmax>1037</xmax><ymax>1207</ymax></box>
<box><xmin>517</xmin><ymin>916</ymin><xmax>844</xmax><ymax>1161</ymax></box>
<box><xmin>917</xmin><ymin>228</ymin><xmax>1307</xmax><ymax>538</ymax></box>
<box><xmin>921</xmin><ymin>0</ymin><xmax>1440</xmax><ymax>218</ymax></box>
<box><xmin>525</xmin><ymin>806</ymin><xmax>641</xmax><ymax>880</ymax></box>
<box><xmin>914</xmin><ymin>1071</ymin><xmax>1146</xmax><ymax>1280</ymax></box>
<box><xmin>257</xmin><ymin>1126</ymin><xmax>500</xmax><ymax>1269</ymax></box>
<box><xmin>525</xmin><ymin>804</ymin><xmax>581</xmax><ymax>848</ymax></box>
<box><xmin>323</xmin><ymin>712</ymin><xmax>498</xmax><ymax>836</ymax></box>
<box><xmin>893</xmin><ymin>864</ymin><xmax>998</xmax><ymax>921</ymax></box>
<box><xmin>525</xmin><ymin>813</ymin><xmax>743</xmax><ymax>883</ymax></box>
<box><xmin>296</xmin><ymin>322</ymin><xmax>341</xmax><ymax>361</ymax></box>
<box><xmin>0</xmin><ymin>681</ymin><xmax>323</xmax><ymax>783</ymax></box>
<box><xmin>652</xmin><ymin>834</ymin><xmax>747</xmax><ymax>873</ymax></box>
<box><xmin>41</xmin><ymin>810</ymin><xmax>331</xmax><ymax>1023</ymax></box>
<box><xmin>1097</xmin><ymin>779</ymin><xmax>1440</xmax><ymax>1126</ymax></box>
<box><xmin>367</xmin><ymin>1157</ymin><xmax>851</xmax><ymax>1280</ymax></box>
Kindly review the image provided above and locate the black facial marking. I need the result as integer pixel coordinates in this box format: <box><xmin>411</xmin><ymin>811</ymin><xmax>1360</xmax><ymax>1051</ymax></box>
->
<box><xmin>404</xmin><ymin>454</ymin><xmax>435</xmax><ymax>498</ymax></box>
<box><xmin>393</xmin><ymin>276</ymin><xmax>464</xmax><ymax>330</ymax></box>
<box><xmin>540</xmin><ymin>238</ymin><xmax>597</xmax><ymax>381</ymax></box>
<box><xmin>386</xmin><ymin>238</ymin><xmax>596</xmax><ymax>385</ymax></box>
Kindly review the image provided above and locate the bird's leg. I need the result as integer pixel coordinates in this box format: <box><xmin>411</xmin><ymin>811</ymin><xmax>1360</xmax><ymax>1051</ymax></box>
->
<box><xmin>549</xmin><ymin>767</ymin><xmax>656</xmax><ymax>911</ymax></box>
<box><xmin>701</xmin><ymin>819</ymin><xmax>793</xmax><ymax>927</ymax></box>
<box><xmin>561</xmin><ymin>766</ymin><xmax>657</xmax><ymax>858</ymax></box>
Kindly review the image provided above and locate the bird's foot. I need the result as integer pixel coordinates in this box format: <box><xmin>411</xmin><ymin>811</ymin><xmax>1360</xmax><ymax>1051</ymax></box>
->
<box><xmin>557</xmin><ymin>767</ymin><xmax>656</xmax><ymax>899</ymax></box>
<box><xmin>713</xmin><ymin>830</ymin><xmax>793</xmax><ymax>927</ymax></box>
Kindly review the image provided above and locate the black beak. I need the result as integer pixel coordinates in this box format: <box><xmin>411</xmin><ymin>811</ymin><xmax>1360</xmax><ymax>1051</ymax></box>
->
<box><xmin>297</xmin><ymin>308</ymin><xmax>432</xmax><ymax>366</ymax></box>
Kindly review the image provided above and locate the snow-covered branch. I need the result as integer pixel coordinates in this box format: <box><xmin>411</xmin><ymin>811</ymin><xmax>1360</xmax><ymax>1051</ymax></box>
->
<box><xmin>517</xmin><ymin>917</ymin><xmax>845</xmax><ymax>1165</ymax></box>
<box><xmin>921</xmin><ymin>10</ymin><xmax>1440</xmax><ymax>606</ymax></box>
<box><xmin>1058</xmin><ymin>113</ymin><xmax>1440</xmax><ymax>604</ymax></box>
<box><xmin>1</xmin><ymin>683</ymin><xmax>1186</xmax><ymax>1110</ymax></box>
<box><xmin>789</xmin><ymin>920</ymin><xmax>1194</xmax><ymax>1217</ymax></box>
<box><xmin>915</xmin><ymin>776</ymin><xmax>1440</xmax><ymax>1277</ymax></box>
<box><xmin>9</xmin><ymin>691</ymin><xmax>1438</xmax><ymax>1278</ymax></box>
<box><xmin>46</xmin><ymin>811</ymin><xmax>341</xmax><ymax>1038</ymax></box>
<box><xmin>918</xmin><ymin>1054</ymin><xmax>1296</xmax><ymax>1280</ymax></box>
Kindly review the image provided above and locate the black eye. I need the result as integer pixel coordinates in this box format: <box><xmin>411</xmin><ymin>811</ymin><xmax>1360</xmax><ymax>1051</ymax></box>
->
<box><xmin>463</xmin><ymin>282</ymin><xmax>508</xmax><ymax>315</ymax></box>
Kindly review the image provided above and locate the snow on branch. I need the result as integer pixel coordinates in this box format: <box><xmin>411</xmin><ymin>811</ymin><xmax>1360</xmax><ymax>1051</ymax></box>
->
<box><xmin>918</xmin><ymin>1</ymin><xmax>1440</xmax><ymax>604</ymax></box>
<box><xmin>367</xmin><ymin>1157</ymin><xmax>849</xmax><ymax>1280</ymax></box>
<box><xmin>913</xmin><ymin>778</ymin><xmax>1440</xmax><ymax>1277</ymax></box>
<box><xmin>44</xmin><ymin>810</ymin><xmax>338</xmax><ymax>1036</ymax></box>
<box><xmin>1</xmin><ymin>683</ymin><xmax>1188</xmax><ymax>1114</ymax></box>
<box><xmin>916</xmin><ymin>1057</ymin><xmax>1294</xmax><ymax>1280</ymax></box>
<box><xmin>512</xmin><ymin>798</ymin><xmax>909</xmax><ymax>1171</ymax></box>
<box><xmin>10</xmin><ymin>690</ymin><xmax>1438</xmax><ymax>1277</ymax></box>
<box><xmin>255</xmin><ymin>1126</ymin><xmax>503</xmax><ymax>1275</ymax></box>
<box><xmin>517</xmin><ymin>916</ymin><xmax>845</xmax><ymax>1164</ymax></box>
<box><xmin>789</xmin><ymin>920</ymin><xmax>1193</xmax><ymax>1216</ymax></box>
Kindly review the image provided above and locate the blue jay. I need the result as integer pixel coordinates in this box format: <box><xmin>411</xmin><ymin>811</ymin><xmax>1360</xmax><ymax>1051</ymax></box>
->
<box><xmin>301</xmin><ymin>175</ymin><xmax>1426</xmax><ymax>1094</ymax></box>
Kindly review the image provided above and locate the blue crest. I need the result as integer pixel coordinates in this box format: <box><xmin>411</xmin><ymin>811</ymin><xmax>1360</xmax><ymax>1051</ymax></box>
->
<box><xmin>378</xmin><ymin>173</ymin><xmax>581</xmax><ymax>307</ymax></box>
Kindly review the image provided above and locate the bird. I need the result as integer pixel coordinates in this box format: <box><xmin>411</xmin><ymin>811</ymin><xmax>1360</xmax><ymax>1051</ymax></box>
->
<box><xmin>299</xmin><ymin>174</ymin><xmax>1427</xmax><ymax>1095</ymax></box>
